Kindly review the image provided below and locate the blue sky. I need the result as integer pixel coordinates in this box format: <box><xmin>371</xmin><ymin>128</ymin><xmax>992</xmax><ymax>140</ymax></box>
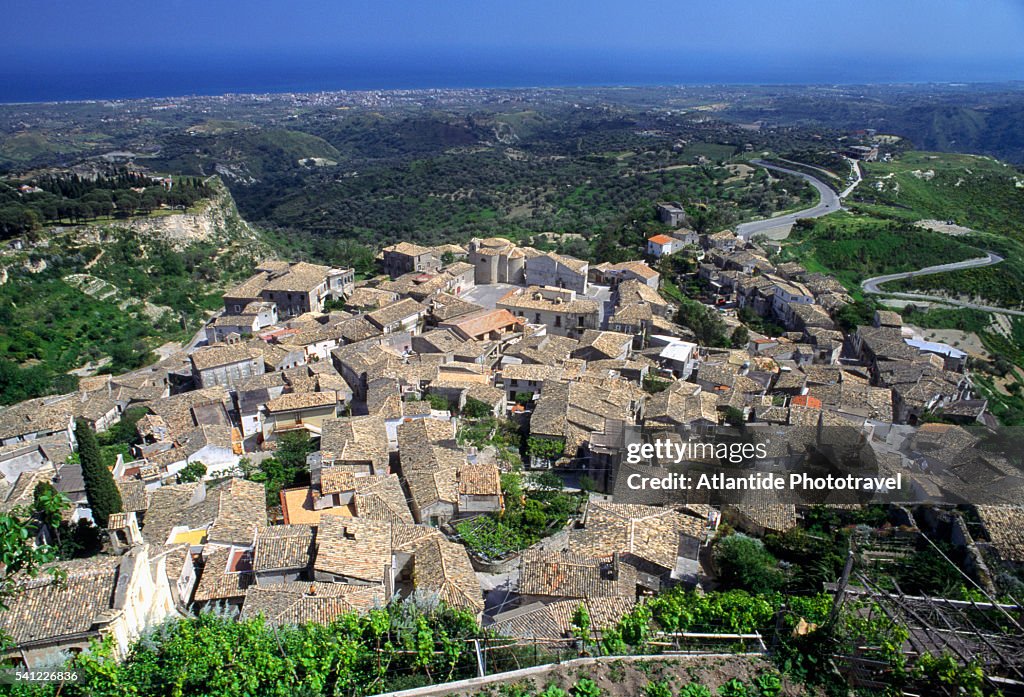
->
<box><xmin>1</xmin><ymin>0</ymin><xmax>1022</xmax><ymax>93</ymax></box>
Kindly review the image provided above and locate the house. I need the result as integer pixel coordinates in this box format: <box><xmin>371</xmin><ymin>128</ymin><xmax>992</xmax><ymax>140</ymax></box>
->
<box><xmin>592</xmin><ymin>261</ymin><xmax>660</xmax><ymax>289</ymax></box>
<box><xmin>317</xmin><ymin>415</ymin><xmax>390</xmax><ymax>476</ymax></box>
<box><xmin>381</xmin><ymin>242</ymin><xmax>440</xmax><ymax>278</ymax></box>
<box><xmin>704</xmin><ymin>230</ymin><xmax>739</xmax><ymax>253</ymax></box>
<box><xmin>651</xmin><ymin>336</ymin><xmax>699</xmax><ymax>379</ymax></box>
<box><xmin>0</xmin><ymin>397</ymin><xmax>75</xmax><ymax>448</ymax></box>
<box><xmin>655</xmin><ymin>202</ymin><xmax>687</xmax><ymax>227</ymax></box>
<box><xmin>524</xmin><ymin>252</ymin><xmax>589</xmax><ymax>294</ymax></box>
<box><xmin>366</xmin><ymin>298</ymin><xmax>425</xmax><ymax>336</ymax></box>
<box><xmin>438</xmin><ymin>308</ymin><xmax>522</xmax><ymax>342</ymax></box>
<box><xmin>572</xmin><ymin>500</ymin><xmax>707</xmax><ymax>585</ymax></box>
<box><xmin>528</xmin><ymin>380</ymin><xmax>644</xmax><ymax>469</ymax></box>
<box><xmin>140</xmin><ymin>478</ymin><xmax>267</xmax><ymax>549</ymax></box>
<box><xmin>647</xmin><ymin>233</ymin><xmax>679</xmax><ymax>258</ymax></box>
<box><xmin>223</xmin><ymin>261</ymin><xmax>342</xmax><ymax>319</ymax></box>
<box><xmin>240</xmin><ymin>582</ymin><xmax>384</xmax><ymax>626</ymax></box>
<box><xmin>497</xmin><ymin>286</ymin><xmax>599</xmax><ymax>339</ymax></box>
<box><xmin>500</xmin><ymin>363</ymin><xmax>563</xmax><ymax>404</ymax></box>
<box><xmin>253</xmin><ymin>524</ymin><xmax>315</xmax><ymax>585</ymax></box>
<box><xmin>191</xmin><ymin>545</ymin><xmax>255</xmax><ymax>611</ymax></box>
<box><xmin>314</xmin><ymin>516</ymin><xmax>395</xmax><ymax>587</ymax></box>
<box><xmin>643</xmin><ymin>381</ymin><xmax>719</xmax><ymax>437</ymax></box>
<box><xmin>410</xmin><ymin>535</ymin><xmax>484</xmax><ymax>620</ymax></box>
<box><xmin>190</xmin><ymin>343</ymin><xmax>266</xmax><ymax>389</ymax></box>
<box><xmin>518</xmin><ymin>549</ymin><xmax>637</xmax><ymax>605</ymax></box>
<box><xmin>456</xmin><ymin>462</ymin><xmax>503</xmax><ymax>515</ymax></box>
<box><xmin>0</xmin><ymin>434</ymin><xmax>72</xmax><ymax>486</ymax></box>
<box><xmin>261</xmin><ymin>392</ymin><xmax>339</xmax><ymax>440</ymax></box>
<box><xmin>490</xmin><ymin>597</ymin><xmax>636</xmax><ymax>641</ymax></box>
<box><xmin>206</xmin><ymin>302</ymin><xmax>279</xmax><ymax>343</ymax></box>
<box><xmin>0</xmin><ymin>544</ymin><xmax>179</xmax><ymax>669</ymax></box>
<box><xmin>572</xmin><ymin>330</ymin><xmax>633</xmax><ymax>362</ymax></box>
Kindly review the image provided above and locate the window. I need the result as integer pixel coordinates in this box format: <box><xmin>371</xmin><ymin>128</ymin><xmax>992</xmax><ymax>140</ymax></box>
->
<box><xmin>555</xmin><ymin>315</ymin><xmax>562</xmax><ymax>327</ymax></box>
<box><xmin>578</xmin><ymin>316</ymin><xmax>585</xmax><ymax>327</ymax></box>
<box><xmin>510</xmin><ymin>379</ymin><xmax>519</xmax><ymax>387</ymax></box>
<box><xmin>534</xmin><ymin>313</ymin><xmax>541</xmax><ymax>323</ymax></box>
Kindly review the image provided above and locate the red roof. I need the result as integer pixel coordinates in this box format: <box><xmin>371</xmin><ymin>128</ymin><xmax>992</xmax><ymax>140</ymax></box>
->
<box><xmin>648</xmin><ymin>234</ymin><xmax>673</xmax><ymax>245</ymax></box>
<box><xmin>791</xmin><ymin>395</ymin><xmax>822</xmax><ymax>409</ymax></box>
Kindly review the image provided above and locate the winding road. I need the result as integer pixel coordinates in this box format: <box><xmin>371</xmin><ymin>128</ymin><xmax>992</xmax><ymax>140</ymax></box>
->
<box><xmin>861</xmin><ymin>252</ymin><xmax>1024</xmax><ymax>316</ymax></box>
<box><xmin>735</xmin><ymin>160</ymin><xmax>842</xmax><ymax>240</ymax></box>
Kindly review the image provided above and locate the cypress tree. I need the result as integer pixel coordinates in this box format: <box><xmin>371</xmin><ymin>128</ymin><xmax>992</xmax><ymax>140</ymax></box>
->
<box><xmin>75</xmin><ymin>419</ymin><xmax>122</xmax><ymax>528</ymax></box>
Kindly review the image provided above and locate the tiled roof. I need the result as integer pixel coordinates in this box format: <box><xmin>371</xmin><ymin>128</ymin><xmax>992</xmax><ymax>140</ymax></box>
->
<box><xmin>975</xmin><ymin>505</ymin><xmax>1024</xmax><ymax>562</ymax></box>
<box><xmin>0</xmin><ymin>554</ymin><xmax>123</xmax><ymax>644</ymax></box>
<box><xmin>240</xmin><ymin>582</ymin><xmax>384</xmax><ymax>626</ymax></box>
<box><xmin>264</xmin><ymin>391</ymin><xmax>337</xmax><ymax>413</ymax></box>
<box><xmin>190</xmin><ymin>343</ymin><xmax>259</xmax><ymax>372</ymax></box>
<box><xmin>574</xmin><ymin>500</ymin><xmax>704</xmax><ymax>572</ymax></box>
<box><xmin>412</xmin><ymin>536</ymin><xmax>484</xmax><ymax>615</ymax></box>
<box><xmin>319</xmin><ymin>467</ymin><xmax>356</xmax><ymax>495</ymax></box>
<box><xmin>193</xmin><ymin>546</ymin><xmax>254</xmax><ymax>602</ymax></box>
<box><xmin>366</xmin><ymin>298</ymin><xmax>424</xmax><ymax>328</ymax></box>
<box><xmin>457</xmin><ymin>462</ymin><xmax>501</xmax><ymax>497</ymax></box>
<box><xmin>206</xmin><ymin>478</ymin><xmax>269</xmax><ymax>546</ymax></box>
<box><xmin>253</xmin><ymin>524</ymin><xmax>315</xmax><ymax>572</ymax></box>
<box><xmin>491</xmin><ymin>597</ymin><xmax>636</xmax><ymax>640</ymax></box>
<box><xmin>354</xmin><ymin>474</ymin><xmax>414</xmax><ymax>523</ymax></box>
<box><xmin>519</xmin><ymin>549</ymin><xmax>636</xmax><ymax>599</ymax></box>
<box><xmin>315</xmin><ymin>516</ymin><xmax>393</xmax><ymax>583</ymax></box>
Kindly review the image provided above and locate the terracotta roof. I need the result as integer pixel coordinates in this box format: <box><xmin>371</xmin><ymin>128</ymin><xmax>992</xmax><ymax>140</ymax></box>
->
<box><xmin>412</xmin><ymin>535</ymin><xmax>484</xmax><ymax>615</ymax></box>
<box><xmin>354</xmin><ymin>474</ymin><xmax>414</xmax><ymax>523</ymax></box>
<box><xmin>648</xmin><ymin>234</ymin><xmax>673</xmax><ymax>245</ymax></box>
<box><xmin>193</xmin><ymin>546</ymin><xmax>254</xmax><ymax>602</ymax></box>
<box><xmin>491</xmin><ymin>597</ymin><xmax>635</xmax><ymax>640</ymax></box>
<box><xmin>0</xmin><ymin>554</ymin><xmax>123</xmax><ymax>644</ymax></box>
<box><xmin>519</xmin><ymin>549</ymin><xmax>636</xmax><ymax>599</ymax></box>
<box><xmin>264</xmin><ymin>391</ymin><xmax>337</xmax><ymax>413</ymax></box>
<box><xmin>315</xmin><ymin>516</ymin><xmax>393</xmax><ymax>583</ymax></box>
<box><xmin>240</xmin><ymin>582</ymin><xmax>384</xmax><ymax>626</ymax></box>
<box><xmin>253</xmin><ymin>524</ymin><xmax>315</xmax><ymax>572</ymax></box>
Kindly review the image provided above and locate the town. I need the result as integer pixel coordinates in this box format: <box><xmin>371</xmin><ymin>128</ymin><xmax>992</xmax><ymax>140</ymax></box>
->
<box><xmin>3</xmin><ymin>214</ymin><xmax>1022</xmax><ymax>687</ymax></box>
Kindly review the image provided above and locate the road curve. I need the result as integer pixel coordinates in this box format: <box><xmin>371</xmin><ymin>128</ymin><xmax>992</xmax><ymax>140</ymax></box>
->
<box><xmin>861</xmin><ymin>252</ymin><xmax>1024</xmax><ymax>316</ymax></box>
<box><xmin>736</xmin><ymin>160</ymin><xmax>841</xmax><ymax>240</ymax></box>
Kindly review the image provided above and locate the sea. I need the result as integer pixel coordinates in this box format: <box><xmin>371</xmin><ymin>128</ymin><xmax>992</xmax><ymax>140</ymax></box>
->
<box><xmin>0</xmin><ymin>48</ymin><xmax>1017</xmax><ymax>103</ymax></box>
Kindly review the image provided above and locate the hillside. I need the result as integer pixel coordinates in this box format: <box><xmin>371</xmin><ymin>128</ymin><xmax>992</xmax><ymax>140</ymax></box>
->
<box><xmin>0</xmin><ymin>177</ymin><xmax>273</xmax><ymax>404</ymax></box>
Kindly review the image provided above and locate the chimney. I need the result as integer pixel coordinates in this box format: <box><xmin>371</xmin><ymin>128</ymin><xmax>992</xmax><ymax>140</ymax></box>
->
<box><xmin>612</xmin><ymin>551</ymin><xmax>621</xmax><ymax>581</ymax></box>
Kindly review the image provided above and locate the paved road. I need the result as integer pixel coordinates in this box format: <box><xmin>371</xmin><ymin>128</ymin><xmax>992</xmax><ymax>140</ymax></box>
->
<box><xmin>735</xmin><ymin>160</ymin><xmax>842</xmax><ymax>240</ymax></box>
<box><xmin>861</xmin><ymin>252</ymin><xmax>1024</xmax><ymax>316</ymax></box>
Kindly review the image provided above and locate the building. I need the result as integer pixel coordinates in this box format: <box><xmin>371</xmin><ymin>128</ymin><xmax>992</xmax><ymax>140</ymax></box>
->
<box><xmin>496</xmin><ymin>286</ymin><xmax>599</xmax><ymax>339</ymax></box>
<box><xmin>524</xmin><ymin>252</ymin><xmax>589</xmax><ymax>294</ymax></box>
<box><xmin>261</xmin><ymin>392</ymin><xmax>339</xmax><ymax>440</ymax></box>
<box><xmin>0</xmin><ymin>543</ymin><xmax>179</xmax><ymax>669</ymax></box>
<box><xmin>190</xmin><ymin>343</ymin><xmax>266</xmax><ymax>389</ymax></box>
<box><xmin>591</xmin><ymin>261</ymin><xmax>660</xmax><ymax>289</ymax></box>
<box><xmin>366</xmin><ymin>298</ymin><xmax>425</xmax><ymax>336</ymax></box>
<box><xmin>437</xmin><ymin>308</ymin><xmax>522</xmax><ymax>342</ymax></box>
<box><xmin>466</xmin><ymin>237</ymin><xmax>527</xmax><ymax>285</ymax></box>
<box><xmin>381</xmin><ymin>242</ymin><xmax>440</xmax><ymax>278</ymax></box>
<box><xmin>647</xmin><ymin>234</ymin><xmax>678</xmax><ymax>258</ymax></box>
<box><xmin>655</xmin><ymin>202</ymin><xmax>687</xmax><ymax>227</ymax></box>
<box><xmin>223</xmin><ymin>261</ymin><xmax>345</xmax><ymax>319</ymax></box>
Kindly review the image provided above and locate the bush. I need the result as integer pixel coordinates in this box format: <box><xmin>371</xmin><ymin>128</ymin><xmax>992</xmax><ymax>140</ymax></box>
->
<box><xmin>714</xmin><ymin>534</ymin><xmax>784</xmax><ymax>592</ymax></box>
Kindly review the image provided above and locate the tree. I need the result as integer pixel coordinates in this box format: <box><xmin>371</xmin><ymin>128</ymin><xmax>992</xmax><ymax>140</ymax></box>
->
<box><xmin>440</xmin><ymin>250</ymin><xmax>455</xmax><ymax>266</ymax></box>
<box><xmin>676</xmin><ymin>298</ymin><xmax>728</xmax><ymax>347</ymax></box>
<box><xmin>730</xmin><ymin>325</ymin><xmax>750</xmax><ymax>348</ymax></box>
<box><xmin>714</xmin><ymin>533</ymin><xmax>784</xmax><ymax>592</ymax></box>
<box><xmin>571</xmin><ymin>603</ymin><xmax>592</xmax><ymax>644</ymax></box>
<box><xmin>461</xmin><ymin>396</ymin><xmax>493</xmax><ymax>419</ymax></box>
<box><xmin>75</xmin><ymin>418</ymin><xmax>122</xmax><ymax>528</ymax></box>
<box><xmin>0</xmin><ymin>504</ymin><xmax>63</xmax><ymax>610</ymax></box>
<box><xmin>177</xmin><ymin>460</ymin><xmax>208</xmax><ymax>483</ymax></box>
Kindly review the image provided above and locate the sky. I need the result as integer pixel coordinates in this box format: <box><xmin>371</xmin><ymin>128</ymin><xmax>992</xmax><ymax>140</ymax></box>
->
<box><xmin>1</xmin><ymin>0</ymin><xmax>1022</xmax><ymax>98</ymax></box>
